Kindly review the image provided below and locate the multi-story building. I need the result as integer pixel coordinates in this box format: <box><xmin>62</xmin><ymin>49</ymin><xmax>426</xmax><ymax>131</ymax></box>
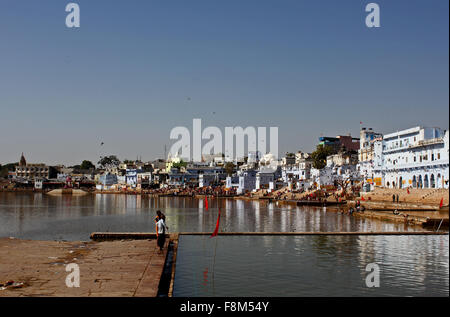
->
<box><xmin>327</xmin><ymin>152</ymin><xmax>358</xmax><ymax>167</ymax></box>
<box><xmin>281</xmin><ymin>156</ymin><xmax>313</xmax><ymax>184</ymax></box>
<box><xmin>319</xmin><ymin>134</ymin><xmax>360</xmax><ymax>152</ymax></box>
<box><xmin>137</xmin><ymin>171</ymin><xmax>152</xmax><ymax>189</ymax></box>
<box><xmin>15</xmin><ymin>153</ymin><xmax>56</xmax><ymax>180</ymax></box>
<box><xmin>282</xmin><ymin>153</ymin><xmax>296</xmax><ymax>166</ymax></box>
<box><xmin>358</xmin><ymin>128</ymin><xmax>383</xmax><ymax>185</ymax></box>
<box><xmin>373</xmin><ymin>126</ymin><xmax>449</xmax><ymax>189</ymax></box>
<box><xmin>99</xmin><ymin>173</ymin><xmax>118</xmax><ymax>186</ymax></box>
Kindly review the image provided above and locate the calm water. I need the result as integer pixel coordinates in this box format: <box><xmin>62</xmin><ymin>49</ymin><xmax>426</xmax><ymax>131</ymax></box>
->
<box><xmin>0</xmin><ymin>192</ymin><xmax>427</xmax><ymax>241</ymax></box>
<box><xmin>1</xmin><ymin>192</ymin><xmax>448</xmax><ymax>297</ymax></box>
<box><xmin>174</xmin><ymin>235</ymin><xmax>449</xmax><ymax>297</ymax></box>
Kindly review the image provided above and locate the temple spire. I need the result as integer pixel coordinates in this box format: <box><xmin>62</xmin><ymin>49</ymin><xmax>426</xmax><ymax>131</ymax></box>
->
<box><xmin>19</xmin><ymin>152</ymin><xmax>27</xmax><ymax>166</ymax></box>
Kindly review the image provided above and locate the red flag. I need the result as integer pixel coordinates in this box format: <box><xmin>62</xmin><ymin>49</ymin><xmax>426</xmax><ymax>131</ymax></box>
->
<box><xmin>210</xmin><ymin>208</ymin><xmax>221</xmax><ymax>238</ymax></box>
<box><xmin>205</xmin><ymin>196</ymin><xmax>208</xmax><ymax>210</ymax></box>
<box><xmin>407</xmin><ymin>188</ymin><xmax>410</xmax><ymax>194</ymax></box>
<box><xmin>361</xmin><ymin>196</ymin><xmax>365</xmax><ymax>201</ymax></box>
<box><xmin>439</xmin><ymin>198</ymin><xmax>444</xmax><ymax>209</ymax></box>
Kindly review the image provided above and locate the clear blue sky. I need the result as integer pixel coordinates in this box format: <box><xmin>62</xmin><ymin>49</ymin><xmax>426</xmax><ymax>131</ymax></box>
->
<box><xmin>0</xmin><ymin>0</ymin><xmax>448</xmax><ymax>165</ymax></box>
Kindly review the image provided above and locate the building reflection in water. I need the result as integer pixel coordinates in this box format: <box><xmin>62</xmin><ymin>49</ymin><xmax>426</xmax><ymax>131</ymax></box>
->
<box><xmin>0</xmin><ymin>193</ymin><xmax>433</xmax><ymax>241</ymax></box>
<box><xmin>355</xmin><ymin>235</ymin><xmax>449</xmax><ymax>294</ymax></box>
<box><xmin>254</xmin><ymin>201</ymin><xmax>260</xmax><ymax>232</ymax></box>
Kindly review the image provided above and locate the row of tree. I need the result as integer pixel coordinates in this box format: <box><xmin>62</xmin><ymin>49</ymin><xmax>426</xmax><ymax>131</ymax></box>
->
<box><xmin>71</xmin><ymin>155</ymin><xmax>121</xmax><ymax>170</ymax></box>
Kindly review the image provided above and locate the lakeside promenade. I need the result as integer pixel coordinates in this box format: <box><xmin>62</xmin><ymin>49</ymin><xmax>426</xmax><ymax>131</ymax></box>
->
<box><xmin>0</xmin><ymin>237</ymin><xmax>170</xmax><ymax>297</ymax></box>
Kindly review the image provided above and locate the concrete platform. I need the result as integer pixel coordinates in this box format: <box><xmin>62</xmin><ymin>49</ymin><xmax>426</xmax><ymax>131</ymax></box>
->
<box><xmin>0</xmin><ymin>237</ymin><xmax>168</xmax><ymax>297</ymax></box>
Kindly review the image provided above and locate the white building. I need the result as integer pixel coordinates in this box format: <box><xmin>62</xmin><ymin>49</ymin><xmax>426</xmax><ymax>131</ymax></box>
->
<box><xmin>358</xmin><ymin>128</ymin><xmax>383</xmax><ymax>184</ymax></box>
<box><xmin>310</xmin><ymin>167</ymin><xmax>334</xmax><ymax>188</ymax></box>
<box><xmin>239</xmin><ymin>172</ymin><xmax>257</xmax><ymax>193</ymax></box>
<box><xmin>325</xmin><ymin>150</ymin><xmax>360</xmax><ymax>185</ymax></box>
<box><xmin>327</xmin><ymin>152</ymin><xmax>358</xmax><ymax>168</ymax></box>
<box><xmin>281</xmin><ymin>151</ymin><xmax>312</xmax><ymax>185</ymax></box>
<box><xmin>256</xmin><ymin>171</ymin><xmax>274</xmax><ymax>190</ymax></box>
<box><xmin>374</xmin><ymin>126</ymin><xmax>449</xmax><ymax>189</ymax></box>
<box><xmin>126</xmin><ymin>169</ymin><xmax>138</xmax><ymax>188</ymax></box>
<box><xmin>225</xmin><ymin>176</ymin><xmax>240</xmax><ymax>189</ymax></box>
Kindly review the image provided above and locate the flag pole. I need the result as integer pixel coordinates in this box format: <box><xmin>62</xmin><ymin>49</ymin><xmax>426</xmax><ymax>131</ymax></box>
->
<box><xmin>211</xmin><ymin>193</ymin><xmax>220</xmax><ymax>296</ymax></box>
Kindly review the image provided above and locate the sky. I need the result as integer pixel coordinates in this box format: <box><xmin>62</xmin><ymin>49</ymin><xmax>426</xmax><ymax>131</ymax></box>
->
<box><xmin>0</xmin><ymin>0</ymin><xmax>448</xmax><ymax>165</ymax></box>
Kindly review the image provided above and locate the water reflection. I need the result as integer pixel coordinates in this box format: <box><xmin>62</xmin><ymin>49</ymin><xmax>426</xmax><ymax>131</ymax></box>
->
<box><xmin>0</xmin><ymin>192</ymin><xmax>432</xmax><ymax>241</ymax></box>
<box><xmin>174</xmin><ymin>235</ymin><xmax>449</xmax><ymax>297</ymax></box>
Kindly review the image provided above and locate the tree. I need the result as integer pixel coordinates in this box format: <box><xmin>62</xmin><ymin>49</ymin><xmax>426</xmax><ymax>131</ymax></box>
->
<box><xmin>0</xmin><ymin>163</ymin><xmax>17</xmax><ymax>178</ymax></box>
<box><xmin>335</xmin><ymin>176</ymin><xmax>352</xmax><ymax>195</ymax></box>
<box><xmin>98</xmin><ymin>155</ymin><xmax>120</xmax><ymax>169</ymax></box>
<box><xmin>80</xmin><ymin>160</ymin><xmax>95</xmax><ymax>170</ymax></box>
<box><xmin>310</xmin><ymin>145</ymin><xmax>334</xmax><ymax>169</ymax></box>
<box><xmin>172</xmin><ymin>159</ymin><xmax>187</xmax><ymax>169</ymax></box>
<box><xmin>225</xmin><ymin>162</ymin><xmax>235</xmax><ymax>176</ymax></box>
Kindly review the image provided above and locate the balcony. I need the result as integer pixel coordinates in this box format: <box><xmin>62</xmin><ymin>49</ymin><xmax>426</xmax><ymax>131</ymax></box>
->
<box><xmin>383</xmin><ymin>158</ymin><xmax>448</xmax><ymax>171</ymax></box>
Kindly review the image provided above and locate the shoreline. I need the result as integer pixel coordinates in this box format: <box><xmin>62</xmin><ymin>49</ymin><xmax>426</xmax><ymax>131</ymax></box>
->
<box><xmin>1</xmin><ymin>187</ymin><xmax>448</xmax><ymax>229</ymax></box>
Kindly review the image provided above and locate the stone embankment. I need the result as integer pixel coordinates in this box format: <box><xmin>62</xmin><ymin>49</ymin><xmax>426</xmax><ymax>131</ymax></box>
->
<box><xmin>0</xmin><ymin>237</ymin><xmax>171</xmax><ymax>297</ymax></box>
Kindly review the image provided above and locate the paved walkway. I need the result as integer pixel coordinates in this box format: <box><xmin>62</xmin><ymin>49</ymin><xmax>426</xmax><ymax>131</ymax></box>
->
<box><xmin>0</xmin><ymin>238</ymin><xmax>167</xmax><ymax>297</ymax></box>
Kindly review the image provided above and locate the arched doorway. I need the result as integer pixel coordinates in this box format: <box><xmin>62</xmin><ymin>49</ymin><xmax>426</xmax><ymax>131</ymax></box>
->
<box><xmin>418</xmin><ymin>175</ymin><xmax>423</xmax><ymax>188</ymax></box>
<box><xmin>412</xmin><ymin>176</ymin><xmax>417</xmax><ymax>188</ymax></box>
<box><xmin>437</xmin><ymin>174</ymin><xmax>442</xmax><ymax>189</ymax></box>
<box><xmin>399</xmin><ymin>177</ymin><xmax>403</xmax><ymax>188</ymax></box>
<box><xmin>424</xmin><ymin>175</ymin><xmax>429</xmax><ymax>188</ymax></box>
<box><xmin>431</xmin><ymin>174</ymin><xmax>435</xmax><ymax>188</ymax></box>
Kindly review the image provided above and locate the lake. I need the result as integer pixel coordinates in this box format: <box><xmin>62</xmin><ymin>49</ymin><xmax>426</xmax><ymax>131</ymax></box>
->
<box><xmin>0</xmin><ymin>192</ymin><xmax>447</xmax><ymax>297</ymax></box>
<box><xmin>0</xmin><ymin>192</ymin><xmax>426</xmax><ymax>241</ymax></box>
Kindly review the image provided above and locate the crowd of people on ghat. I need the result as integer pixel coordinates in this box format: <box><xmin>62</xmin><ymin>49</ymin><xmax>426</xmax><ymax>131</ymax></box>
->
<box><xmin>135</xmin><ymin>185</ymin><xmax>239</xmax><ymax>197</ymax></box>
